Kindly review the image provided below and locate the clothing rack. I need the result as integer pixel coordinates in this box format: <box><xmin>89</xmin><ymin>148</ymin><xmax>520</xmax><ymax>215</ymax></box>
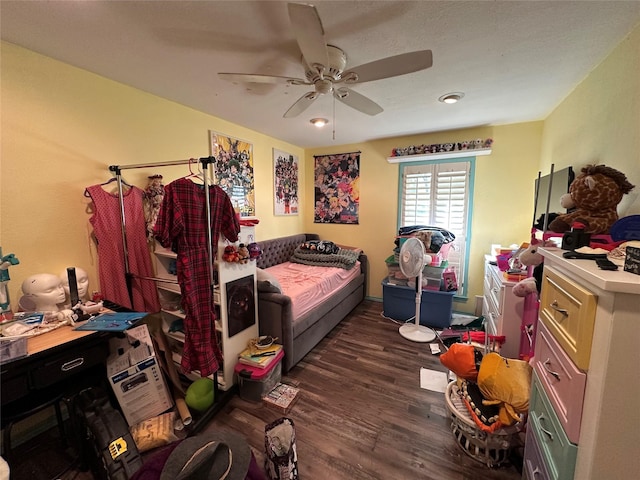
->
<box><xmin>108</xmin><ymin>157</ymin><xmax>217</xmax><ymax>302</ymax></box>
<box><xmin>108</xmin><ymin>156</ymin><xmax>230</xmax><ymax>434</ymax></box>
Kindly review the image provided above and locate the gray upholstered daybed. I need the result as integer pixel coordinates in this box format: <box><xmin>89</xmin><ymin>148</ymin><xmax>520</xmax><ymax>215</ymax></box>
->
<box><xmin>255</xmin><ymin>233</ymin><xmax>367</xmax><ymax>373</ymax></box>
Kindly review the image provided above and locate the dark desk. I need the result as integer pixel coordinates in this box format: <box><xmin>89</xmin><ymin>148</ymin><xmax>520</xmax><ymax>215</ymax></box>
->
<box><xmin>1</xmin><ymin>325</ymin><xmax>111</xmax><ymax>406</ymax></box>
<box><xmin>0</xmin><ymin>324</ymin><xmax>117</xmax><ymax>470</ymax></box>
<box><xmin>1</xmin><ymin>312</ymin><xmax>235</xmax><ymax>445</ymax></box>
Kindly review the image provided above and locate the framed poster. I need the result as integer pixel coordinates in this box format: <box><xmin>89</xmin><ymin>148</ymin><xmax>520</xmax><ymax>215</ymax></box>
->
<box><xmin>313</xmin><ymin>151</ymin><xmax>360</xmax><ymax>224</ymax></box>
<box><xmin>273</xmin><ymin>148</ymin><xmax>299</xmax><ymax>216</ymax></box>
<box><xmin>210</xmin><ymin>131</ymin><xmax>255</xmax><ymax>217</ymax></box>
<box><xmin>225</xmin><ymin>275</ymin><xmax>256</xmax><ymax>338</ymax></box>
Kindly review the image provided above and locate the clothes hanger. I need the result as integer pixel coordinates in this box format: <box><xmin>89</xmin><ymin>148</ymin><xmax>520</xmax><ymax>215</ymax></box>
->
<box><xmin>84</xmin><ymin>176</ymin><xmax>133</xmax><ymax>197</ymax></box>
<box><xmin>101</xmin><ymin>176</ymin><xmax>134</xmax><ymax>189</ymax></box>
<box><xmin>183</xmin><ymin>158</ymin><xmax>205</xmax><ymax>183</ymax></box>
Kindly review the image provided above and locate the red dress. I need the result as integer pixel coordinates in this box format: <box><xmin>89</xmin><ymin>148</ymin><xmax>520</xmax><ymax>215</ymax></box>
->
<box><xmin>85</xmin><ymin>185</ymin><xmax>161</xmax><ymax>312</ymax></box>
<box><xmin>154</xmin><ymin>178</ymin><xmax>240</xmax><ymax>377</ymax></box>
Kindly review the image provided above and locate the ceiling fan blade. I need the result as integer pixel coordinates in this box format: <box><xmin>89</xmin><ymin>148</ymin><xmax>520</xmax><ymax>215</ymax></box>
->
<box><xmin>342</xmin><ymin>50</ymin><xmax>433</xmax><ymax>84</ymax></box>
<box><xmin>283</xmin><ymin>91</ymin><xmax>319</xmax><ymax>118</ymax></box>
<box><xmin>218</xmin><ymin>73</ymin><xmax>309</xmax><ymax>85</ymax></box>
<box><xmin>334</xmin><ymin>87</ymin><xmax>383</xmax><ymax>116</ymax></box>
<box><xmin>288</xmin><ymin>3</ymin><xmax>328</xmax><ymax>70</ymax></box>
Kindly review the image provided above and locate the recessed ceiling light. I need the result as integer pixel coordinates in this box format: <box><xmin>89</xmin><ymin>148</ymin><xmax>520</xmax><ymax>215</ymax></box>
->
<box><xmin>310</xmin><ymin>118</ymin><xmax>329</xmax><ymax>127</ymax></box>
<box><xmin>438</xmin><ymin>92</ymin><xmax>465</xmax><ymax>104</ymax></box>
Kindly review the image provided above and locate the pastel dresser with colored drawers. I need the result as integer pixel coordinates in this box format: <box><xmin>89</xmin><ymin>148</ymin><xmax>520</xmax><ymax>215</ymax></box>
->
<box><xmin>522</xmin><ymin>247</ymin><xmax>640</xmax><ymax>480</ymax></box>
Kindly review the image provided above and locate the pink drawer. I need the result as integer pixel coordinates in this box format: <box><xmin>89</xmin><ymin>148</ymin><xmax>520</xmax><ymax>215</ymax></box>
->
<box><xmin>534</xmin><ymin>321</ymin><xmax>587</xmax><ymax>444</ymax></box>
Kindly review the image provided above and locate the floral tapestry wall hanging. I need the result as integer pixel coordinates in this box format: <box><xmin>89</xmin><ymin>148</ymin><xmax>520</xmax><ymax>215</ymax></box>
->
<box><xmin>273</xmin><ymin>149</ymin><xmax>299</xmax><ymax>216</ymax></box>
<box><xmin>314</xmin><ymin>151</ymin><xmax>360</xmax><ymax>224</ymax></box>
<box><xmin>210</xmin><ymin>131</ymin><xmax>255</xmax><ymax>217</ymax></box>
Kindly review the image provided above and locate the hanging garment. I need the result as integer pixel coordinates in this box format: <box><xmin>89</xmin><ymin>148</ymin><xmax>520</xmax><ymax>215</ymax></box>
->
<box><xmin>154</xmin><ymin>178</ymin><xmax>240</xmax><ymax>377</ymax></box>
<box><xmin>143</xmin><ymin>174</ymin><xmax>165</xmax><ymax>241</ymax></box>
<box><xmin>85</xmin><ymin>184</ymin><xmax>161</xmax><ymax>312</ymax></box>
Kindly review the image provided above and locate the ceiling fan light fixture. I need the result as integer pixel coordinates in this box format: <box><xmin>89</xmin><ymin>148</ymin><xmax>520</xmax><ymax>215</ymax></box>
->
<box><xmin>439</xmin><ymin>92</ymin><xmax>465</xmax><ymax>104</ymax></box>
<box><xmin>220</xmin><ymin>4</ymin><xmax>434</xmax><ymax>120</ymax></box>
<box><xmin>310</xmin><ymin>118</ymin><xmax>329</xmax><ymax>127</ymax></box>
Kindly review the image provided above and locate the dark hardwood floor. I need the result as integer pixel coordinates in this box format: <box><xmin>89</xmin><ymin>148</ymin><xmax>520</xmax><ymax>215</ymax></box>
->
<box><xmin>7</xmin><ymin>300</ymin><xmax>523</xmax><ymax>479</ymax></box>
<box><xmin>207</xmin><ymin>299</ymin><xmax>523</xmax><ymax>480</ymax></box>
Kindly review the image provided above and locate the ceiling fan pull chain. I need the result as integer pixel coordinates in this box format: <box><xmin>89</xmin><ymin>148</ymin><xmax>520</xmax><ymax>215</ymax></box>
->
<box><xmin>332</xmin><ymin>94</ymin><xmax>336</xmax><ymax>141</ymax></box>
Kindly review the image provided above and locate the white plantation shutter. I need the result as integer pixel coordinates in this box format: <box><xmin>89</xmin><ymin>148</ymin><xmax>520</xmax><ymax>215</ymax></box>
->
<box><xmin>400</xmin><ymin>161</ymin><xmax>471</xmax><ymax>294</ymax></box>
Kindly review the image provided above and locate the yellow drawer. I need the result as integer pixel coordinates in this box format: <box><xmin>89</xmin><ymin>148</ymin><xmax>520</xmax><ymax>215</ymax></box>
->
<box><xmin>539</xmin><ymin>265</ymin><xmax>597</xmax><ymax>371</ymax></box>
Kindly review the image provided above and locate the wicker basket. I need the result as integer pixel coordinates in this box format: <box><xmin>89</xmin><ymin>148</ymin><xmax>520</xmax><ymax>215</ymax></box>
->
<box><xmin>444</xmin><ymin>381</ymin><xmax>521</xmax><ymax>468</ymax></box>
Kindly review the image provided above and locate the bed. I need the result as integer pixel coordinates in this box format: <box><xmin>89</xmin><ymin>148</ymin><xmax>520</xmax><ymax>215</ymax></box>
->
<box><xmin>255</xmin><ymin>234</ymin><xmax>367</xmax><ymax>372</ymax></box>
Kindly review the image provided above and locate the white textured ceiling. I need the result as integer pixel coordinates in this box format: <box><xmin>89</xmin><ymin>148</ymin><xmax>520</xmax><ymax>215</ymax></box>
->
<box><xmin>2</xmin><ymin>1</ymin><xmax>639</xmax><ymax>148</ymax></box>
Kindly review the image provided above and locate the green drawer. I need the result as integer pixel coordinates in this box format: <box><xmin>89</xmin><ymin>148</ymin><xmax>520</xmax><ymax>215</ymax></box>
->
<box><xmin>529</xmin><ymin>372</ymin><xmax>578</xmax><ymax>480</ymax></box>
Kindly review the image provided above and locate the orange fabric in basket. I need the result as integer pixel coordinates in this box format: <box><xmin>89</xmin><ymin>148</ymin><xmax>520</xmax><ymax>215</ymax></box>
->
<box><xmin>440</xmin><ymin>343</ymin><xmax>478</xmax><ymax>381</ymax></box>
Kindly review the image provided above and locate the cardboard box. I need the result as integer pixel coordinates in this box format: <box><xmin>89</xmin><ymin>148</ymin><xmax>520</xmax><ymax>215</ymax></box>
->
<box><xmin>106</xmin><ymin>324</ymin><xmax>173</xmax><ymax>426</ymax></box>
<box><xmin>382</xmin><ymin>279</ymin><xmax>455</xmax><ymax>328</ymax></box>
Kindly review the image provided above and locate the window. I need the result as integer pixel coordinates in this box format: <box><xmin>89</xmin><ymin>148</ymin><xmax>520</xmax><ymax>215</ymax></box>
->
<box><xmin>399</xmin><ymin>159</ymin><xmax>473</xmax><ymax>296</ymax></box>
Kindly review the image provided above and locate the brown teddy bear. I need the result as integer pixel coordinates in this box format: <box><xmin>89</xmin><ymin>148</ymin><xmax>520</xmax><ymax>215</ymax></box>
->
<box><xmin>237</xmin><ymin>243</ymin><xmax>250</xmax><ymax>264</ymax></box>
<box><xmin>548</xmin><ymin>164</ymin><xmax>635</xmax><ymax>235</ymax></box>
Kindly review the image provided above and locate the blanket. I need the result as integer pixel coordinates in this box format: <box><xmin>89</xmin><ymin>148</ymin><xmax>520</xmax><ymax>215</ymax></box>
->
<box><xmin>290</xmin><ymin>245</ymin><xmax>360</xmax><ymax>270</ymax></box>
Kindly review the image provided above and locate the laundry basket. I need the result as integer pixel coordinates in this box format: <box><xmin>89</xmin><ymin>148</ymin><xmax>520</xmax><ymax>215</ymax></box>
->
<box><xmin>444</xmin><ymin>381</ymin><xmax>521</xmax><ymax>467</ymax></box>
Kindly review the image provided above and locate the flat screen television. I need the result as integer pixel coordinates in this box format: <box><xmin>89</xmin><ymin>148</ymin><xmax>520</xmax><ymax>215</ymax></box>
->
<box><xmin>533</xmin><ymin>166</ymin><xmax>574</xmax><ymax>230</ymax></box>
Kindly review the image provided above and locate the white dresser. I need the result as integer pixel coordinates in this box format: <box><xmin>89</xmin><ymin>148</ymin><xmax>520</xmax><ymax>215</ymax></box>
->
<box><xmin>482</xmin><ymin>255</ymin><xmax>525</xmax><ymax>358</ymax></box>
<box><xmin>523</xmin><ymin>247</ymin><xmax>640</xmax><ymax>480</ymax></box>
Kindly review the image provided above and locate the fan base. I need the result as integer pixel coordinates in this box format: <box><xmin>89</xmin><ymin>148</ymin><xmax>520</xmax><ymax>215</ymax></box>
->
<box><xmin>399</xmin><ymin>324</ymin><xmax>436</xmax><ymax>343</ymax></box>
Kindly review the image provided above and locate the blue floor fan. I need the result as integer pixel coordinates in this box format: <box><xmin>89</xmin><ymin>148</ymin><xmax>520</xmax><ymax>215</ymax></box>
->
<box><xmin>398</xmin><ymin>237</ymin><xmax>437</xmax><ymax>342</ymax></box>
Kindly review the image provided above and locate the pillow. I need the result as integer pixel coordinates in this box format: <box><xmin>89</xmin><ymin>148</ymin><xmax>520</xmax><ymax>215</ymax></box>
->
<box><xmin>256</xmin><ymin>268</ymin><xmax>282</xmax><ymax>294</ymax></box>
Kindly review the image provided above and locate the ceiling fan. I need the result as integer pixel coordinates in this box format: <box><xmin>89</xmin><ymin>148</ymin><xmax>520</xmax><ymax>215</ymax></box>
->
<box><xmin>218</xmin><ymin>2</ymin><xmax>433</xmax><ymax>118</ymax></box>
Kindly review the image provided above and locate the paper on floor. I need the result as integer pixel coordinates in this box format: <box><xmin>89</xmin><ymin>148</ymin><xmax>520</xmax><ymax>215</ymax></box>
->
<box><xmin>420</xmin><ymin>367</ymin><xmax>448</xmax><ymax>393</ymax></box>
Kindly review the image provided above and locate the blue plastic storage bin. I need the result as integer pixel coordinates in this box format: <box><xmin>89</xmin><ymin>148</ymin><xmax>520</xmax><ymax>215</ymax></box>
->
<box><xmin>382</xmin><ymin>278</ymin><xmax>455</xmax><ymax>328</ymax></box>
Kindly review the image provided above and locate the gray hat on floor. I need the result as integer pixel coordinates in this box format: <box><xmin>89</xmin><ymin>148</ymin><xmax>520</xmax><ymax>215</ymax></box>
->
<box><xmin>160</xmin><ymin>430</ymin><xmax>251</xmax><ymax>480</ymax></box>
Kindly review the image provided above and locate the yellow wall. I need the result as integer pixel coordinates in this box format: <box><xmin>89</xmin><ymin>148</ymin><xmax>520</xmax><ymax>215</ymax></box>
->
<box><xmin>3</xmin><ymin>21</ymin><xmax>638</xmax><ymax>315</ymax></box>
<box><xmin>540</xmin><ymin>23</ymin><xmax>640</xmax><ymax>219</ymax></box>
<box><xmin>304</xmin><ymin>122</ymin><xmax>543</xmax><ymax>308</ymax></box>
<box><xmin>1</xmin><ymin>42</ymin><xmax>305</xmax><ymax>306</ymax></box>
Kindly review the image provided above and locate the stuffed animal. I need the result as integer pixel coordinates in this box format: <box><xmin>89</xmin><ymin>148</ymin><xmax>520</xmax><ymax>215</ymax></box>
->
<box><xmin>518</xmin><ymin>241</ymin><xmax>552</xmax><ymax>267</ymax></box>
<box><xmin>512</xmin><ymin>240</ymin><xmax>555</xmax><ymax>296</ymax></box>
<box><xmin>248</xmin><ymin>241</ymin><xmax>262</xmax><ymax>260</ymax></box>
<box><xmin>513</xmin><ymin>277</ymin><xmax>538</xmax><ymax>297</ymax></box>
<box><xmin>548</xmin><ymin>164</ymin><xmax>635</xmax><ymax>234</ymax></box>
<box><xmin>222</xmin><ymin>245</ymin><xmax>239</xmax><ymax>263</ymax></box>
<box><xmin>237</xmin><ymin>243</ymin><xmax>250</xmax><ymax>264</ymax></box>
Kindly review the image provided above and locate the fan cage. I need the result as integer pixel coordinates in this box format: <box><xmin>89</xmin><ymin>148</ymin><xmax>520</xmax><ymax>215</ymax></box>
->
<box><xmin>398</xmin><ymin>237</ymin><xmax>427</xmax><ymax>279</ymax></box>
<box><xmin>444</xmin><ymin>381</ymin><xmax>521</xmax><ymax>468</ymax></box>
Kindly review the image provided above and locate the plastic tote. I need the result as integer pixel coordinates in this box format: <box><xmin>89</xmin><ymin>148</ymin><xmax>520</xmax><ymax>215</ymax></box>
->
<box><xmin>264</xmin><ymin>417</ymin><xmax>299</xmax><ymax>480</ymax></box>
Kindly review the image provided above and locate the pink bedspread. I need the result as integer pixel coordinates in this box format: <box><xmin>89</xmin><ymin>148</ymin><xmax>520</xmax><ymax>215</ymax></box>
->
<box><xmin>265</xmin><ymin>261</ymin><xmax>361</xmax><ymax>319</ymax></box>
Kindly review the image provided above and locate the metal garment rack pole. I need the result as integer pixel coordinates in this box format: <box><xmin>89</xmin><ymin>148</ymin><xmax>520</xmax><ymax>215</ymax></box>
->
<box><xmin>108</xmin><ymin>156</ymin><xmax>232</xmax><ymax>433</ymax></box>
